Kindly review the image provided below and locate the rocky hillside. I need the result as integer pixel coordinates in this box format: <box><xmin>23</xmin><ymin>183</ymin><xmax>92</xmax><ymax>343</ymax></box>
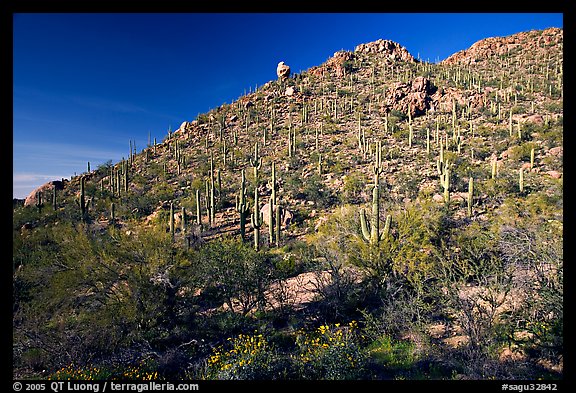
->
<box><xmin>22</xmin><ymin>27</ymin><xmax>563</xmax><ymax>242</ymax></box>
<box><xmin>442</xmin><ymin>27</ymin><xmax>562</xmax><ymax>65</ymax></box>
<box><xmin>13</xmin><ymin>28</ymin><xmax>563</xmax><ymax>381</ymax></box>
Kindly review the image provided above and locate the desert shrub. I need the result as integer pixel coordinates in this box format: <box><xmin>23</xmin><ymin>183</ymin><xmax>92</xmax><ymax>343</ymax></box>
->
<box><xmin>340</xmin><ymin>172</ymin><xmax>365</xmax><ymax>204</ymax></box>
<box><xmin>294</xmin><ymin>322</ymin><xmax>366</xmax><ymax>379</ymax></box>
<box><xmin>195</xmin><ymin>238</ymin><xmax>275</xmax><ymax>316</ymax></box>
<box><xmin>364</xmin><ymin>332</ymin><xmax>417</xmax><ymax>374</ymax></box>
<box><xmin>285</xmin><ymin>172</ymin><xmax>334</xmax><ymax>208</ymax></box>
<box><xmin>507</xmin><ymin>142</ymin><xmax>537</xmax><ymax>163</ymax></box>
<box><xmin>497</xmin><ymin>220</ymin><xmax>563</xmax><ymax>364</ymax></box>
<box><xmin>203</xmin><ymin>332</ymin><xmax>282</xmax><ymax>380</ymax></box>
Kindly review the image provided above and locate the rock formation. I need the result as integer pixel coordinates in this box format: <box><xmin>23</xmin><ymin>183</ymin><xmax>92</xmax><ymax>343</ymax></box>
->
<box><xmin>24</xmin><ymin>180</ymin><xmax>64</xmax><ymax>207</ymax></box>
<box><xmin>276</xmin><ymin>61</ymin><xmax>291</xmax><ymax>79</ymax></box>
<box><xmin>354</xmin><ymin>39</ymin><xmax>416</xmax><ymax>62</ymax></box>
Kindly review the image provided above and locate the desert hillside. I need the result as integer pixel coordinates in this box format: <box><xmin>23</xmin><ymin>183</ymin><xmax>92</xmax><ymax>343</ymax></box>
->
<box><xmin>13</xmin><ymin>27</ymin><xmax>563</xmax><ymax>381</ymax></box>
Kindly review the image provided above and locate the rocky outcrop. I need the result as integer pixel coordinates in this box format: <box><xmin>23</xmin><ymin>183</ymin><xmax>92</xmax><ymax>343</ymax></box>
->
<box><xmin>382</xmin><ymin>75</ymin><xmax>493</xmax><ymax>117</ymax></box>
<box><xmin>310</xmin><ymin>50</ymin><xmax>355</xmax><ymax>78</ymax></box>
<box><xmin>24</xmin><ymin>180</ymin><xmax>65</xmax><ymax>207</ymax></box>
<box><xmin>442</xmin><ymin>27</ymin><xmax>562</xmax><ymax>65</ymax></box>
<box><xmin>355</xmin><ymin>39</ymin><xmax>416</xmax><ymax>62</ymax></box>
<box><xmin>384</xmin><ymin>76</ymin><xmax>437</xmax><ymax>116</ymax></box>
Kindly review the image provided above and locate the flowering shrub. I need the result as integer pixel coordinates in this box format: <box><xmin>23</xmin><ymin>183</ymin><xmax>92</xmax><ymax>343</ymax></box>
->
<box><xmin>49</xmin><ymin>359</ymin><xmax>159</xmax><ymax>380</ymax></box>
<box><xmin>294</xmin><ymin>321</ymin><xmax>366</xmax><ymax>379</ymax></box>
<box><xmin>204</xmin><ymin>332</ymin><xmax>278</xmax><ymax>379</ymax></box>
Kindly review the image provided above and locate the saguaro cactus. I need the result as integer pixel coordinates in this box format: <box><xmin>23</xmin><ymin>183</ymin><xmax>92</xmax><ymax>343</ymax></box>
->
<box><xmin>196</xmin><ymin>189</ymin><xmax>202</xmax><ymax>226</ymax></box>
<box><xmin>181</xmin><ymin>206</ymin><xmax>187</xmax><ymax>234</ymax></box>
<box><xmin>250</xmin><ymin>142</ymin><xmax>263</xmax><ymax>182</ymax></box>
<box><xmin>275</xmin><ymin>204</ymin><xmax>281</xmax><ymax>247</ymax></box>
<box><xmin>169</xmin><ymin>202</ymin><xmax>175</xmax><ymax>240</ymax></box>
<box><xmin>52</xmin><ymin>186</ymin><xmax>57</xmax><ymax>210</ymax></box>
<box><xmin>467</xmin><ymin>177</ymin><xmax>474</xmax><ymax>217</ymax></box>
<box><xmin>359</xmin><ymin>141</ymin><xmax>390</xmax><ymax>245</ymax></box>
<box><xmin>35</xmin><ymin>191</ymin><xmax>43</xmax><ymax>214</ymax></box>
<box><xmin>77</xmin><ymin>175</ymin><xmax>90</xmax><ymax>222</ymax></box>
<box><xmin>441</xmin><ymin>166</ymin><xmax>450</xmax><ymax>203</ymax></box>
<box><xmin>250</xmin><ymin>186</ymin><xmax>263</xmax><ymax>251</ymax></box>
<box><xmin>268</xmin><ymin>195</ymin><xmax>274</xmax><ymax>245</ymax></box>
<box><xmin>235</xmin><ymin>169</ymin><xmax>250</xmax><ymax>241</ymax></box>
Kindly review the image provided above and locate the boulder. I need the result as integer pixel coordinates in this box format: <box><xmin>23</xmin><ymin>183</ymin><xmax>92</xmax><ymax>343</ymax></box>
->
<box><xmin>178</xmin><ymin>121</ymin><xmax>190</xmax><ymax>132</ymax></box>
<box><xmin>432</xmin><ymin>194</ymin><xmax>445</xmax><ymax>203</ymax></box>
<box><xmin>24</xmin><ymin>180</ymin><xmax>64</xmax><ymax>207</ymax></box>
<box><xmin>260</xmin><ymin>203</ymin><xmax>294</xmax><ymax>228</ymax></box>
<box><xmin>548</xmin><ymin>146</ymin><xmax>563</xmax><ymax>157</ymax></box>
<box><xmin>546</xmin><ymin>170</ymin><xmax>562</xmax><ymax>179</ymax></box>
<box><xmin>276</xmin><ymin>61</ymin><xmax>291</xmax><ymax>79</ymax></box>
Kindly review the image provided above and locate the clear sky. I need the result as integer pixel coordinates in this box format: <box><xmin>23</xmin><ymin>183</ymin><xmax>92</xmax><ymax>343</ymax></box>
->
<box><xmin>12</xmin><ymin>13</ymin><xmax>563</xmax><ymax>199</ymax></box>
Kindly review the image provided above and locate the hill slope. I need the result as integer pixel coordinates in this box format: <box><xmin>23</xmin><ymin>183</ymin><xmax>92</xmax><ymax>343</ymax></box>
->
<box><xmin>13</xmin><ymin>28</ymin><xmax>563</xmax><ymax>380</ymax></box>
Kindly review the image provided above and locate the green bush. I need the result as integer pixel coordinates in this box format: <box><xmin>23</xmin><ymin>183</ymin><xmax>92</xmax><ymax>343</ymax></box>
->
<box><xmin>196</xmin><ymin>238</ymin><xmax>275</xmax><ymax>315</ymax></box>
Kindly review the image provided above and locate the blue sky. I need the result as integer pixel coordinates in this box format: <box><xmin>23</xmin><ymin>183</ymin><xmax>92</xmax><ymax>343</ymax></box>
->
<box><xmin>13</xmin><ymin>13</ymin><xmax>563</xmax><ymax>199</ymax></box>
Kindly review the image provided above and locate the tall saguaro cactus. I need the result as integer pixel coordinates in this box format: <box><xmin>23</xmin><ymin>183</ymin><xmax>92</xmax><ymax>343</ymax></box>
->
<box><xmin>77</xmin><ymin>175</ymin><xmax>90</xmax><ymax>222</ymax></box>
<box><xmin>52</xmin><ymin>186</ymin><xmax>57</xmax><ymax>211</ymax></box>
<box><xmin>169</xmin><ymin>202</ymin><xmax>175</xmax><ymax>241</ymax></box>
<box><xmin>359</xmin><ymin>140</ymin><xmax>390</xmax><ymax>245</ymax></box>
<box><xmin>268</xmin><ymin>195</ymin><xmax>274</xmax><ymax>245</ymax></box>
<box><xmin>235</xmin><ymin>169</ymin><xmax>250</xmax><ymax>241</ymax></box>
<box><xmin>250</xmin><ymin>142</ymin><xmax>263</xmax><ymax>182</ymax></box>
<box><xmin>275</xmin><ymin>204</ymin><xmax>281</xmax><ymax>248</ymax></box>
<box><xmin>467</xmin><ymin>177</ymin><xmax>474</xmax><ymax>217</ymax></box>
<box><xmin>441</xmin><ymin>166</ymin><xmax>451</xmax><ymax>203</ymax></box>
<box><xmin>250</xmin><ymin>186</ymin><xmax>263</xmax><ymax>251</ymax></box>
<box><xmin>196</xmin><ymin>189</ymin><xmax>202</xmax><ymax>227</ymax></box>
